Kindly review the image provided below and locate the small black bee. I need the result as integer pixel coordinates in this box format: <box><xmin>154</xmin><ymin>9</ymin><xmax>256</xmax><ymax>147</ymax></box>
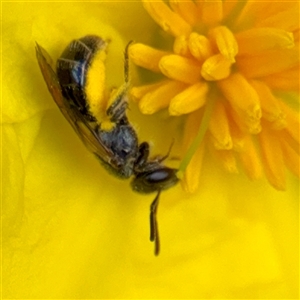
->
<box><xmin>36</xmin><ymin>35</ymin><xmax>179</xmax><ymax>255</ymax></box>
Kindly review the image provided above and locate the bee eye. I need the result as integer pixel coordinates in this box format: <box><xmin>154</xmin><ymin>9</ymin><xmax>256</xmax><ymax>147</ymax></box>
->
<box><xmin>131</xmin><ymin>168</ymin><xmax>178</xmax><ymax>194</ymax></box>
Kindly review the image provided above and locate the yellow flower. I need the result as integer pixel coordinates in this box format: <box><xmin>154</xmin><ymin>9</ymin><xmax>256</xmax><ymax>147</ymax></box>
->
<box><xmin>130</xmin><ymin>0</ymin><xmax>299</xmax><ymax>193</ymax></box>
<box><xmin>2</xmin><ymin>1</ymin><xmax>299</xmax><ymax>299</ymax></box>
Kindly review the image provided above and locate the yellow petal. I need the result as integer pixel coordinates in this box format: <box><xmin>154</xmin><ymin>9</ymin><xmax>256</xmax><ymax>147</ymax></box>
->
<box><xmin>259</xmin><ymin>126</ymin><xmax>286</xmax><ymax>190</ymax></box>
<box><xmin>263</xmin><ymin>66</ymin><xmax>300</xmax><ymax>91</ymax></box>
<box><xmin>250</xmin><ymin>80</ymin><xmax>285</xmax><ymax>124</ymax></box>
<box><xmin>181</xmin><ymin>142</ymin><xmax>205</xmax><ymax>193</ymax></box>
<box><xmin>138</xmin><ymin>80</ymin><xmax>187</xmax><ymax>114</ymax></box>
<box><xmin>208</xmin><ymin>100</ymin><xmax>233</xmax><ymax>150</ymax></box>
<box><xmin>169</xmin><ymin>0</ymin><xmax>200</xmax><ymax>25</ymax></box>
<box><xmin>279</xmin><ymin>102</ymin><xmax>300</xmax><ymax>145</ymax></box>
<box><xmin>188</xmin><ymin>32</ymin><xmax>212</xmax><ymax>61</ymax></box>
<box><xmin>129</xmin><ymin>43</ymin><xmax>168</xmax><ymax>73</ymax></box>
<box><xmin>213</xmin><ymin>149</ymin><xmax>239</xmax><ymax>173</ymax></box>
<box><xmin>228</xmin><ymin>105</ymin><xmax>262</xmax><ymax>135</ymax></box>
<box><xmin>229</xmin><ymin>118</ymin><xmax>246</xmax><ymax>152</ymax></box>
<box><xmin>256</xmin><ymin>8</ymin><xmax>300</xmax><ymax>32</ymax></box>
<box><xmin>180</xmin><ymin>110</ymin><xmax>205</xmax><ymax>193</ymax></box>
<box><xmin>254</xmin><ymin>2</ymin><xmax>299</xmax><ymax>25</ymax></box>
<box><xmin>238</xmin><ymin>135</ymin><xmax>263</xmax><ymax>180</ymax></box>
<box><xmin>130</xmin><ymin>81</ymin><xmax>166</xmax><ymax>101</ymax></box>
<box><xmin>173</xmin><ymin>35</ymin><xmax>190</xmax><ymax>56</ymax></box>
<box><xmin>201</xmin><ymin>54</ymin><xmax>232</xmax><ymax>81</ymax></box>
<box><xmin>218</xmin><ymin>73</ymin><xmax>261</xmax><ymax>124</ymax></box>
<box><xmin>281</xmin><ymin>139</ymin><xmax>300</xmax><ymax>178</ymax></box>
<box><xmin>209</xmin><ymin>26</ymin><xmax>238</xmax><ymax>62</ymax></box>
<box><xmin>169</xmin><ymin>82</ymin><xmax>208</xmax><ymax>116</ymax></box>
<box><xmin>222</xmin><ymin>0</ymin><xmax>239</xmax><ymax>19</ymax></box>
<box><xmin>142</xmin><ymin>0</ymin><xmax>191</xmax><ymax>37</ymax></box>
<box><xmin>236</xmin><ymin>47</ymin><xmax>299</xmax><ymax>78</ymax></box>
<box><xmin>236</xmin><ymin>28</ymin><xmax>294</xmax><ymax>55</ymax></box>
<box><xmin>201</xmin><ymin>0</ymin><xmax>223</xmax><ymax>26</ymax></box>
<box><xmin>159</xmin><ymin>55</ymin><xmax>201</xmax><ymax>84</ymax></box>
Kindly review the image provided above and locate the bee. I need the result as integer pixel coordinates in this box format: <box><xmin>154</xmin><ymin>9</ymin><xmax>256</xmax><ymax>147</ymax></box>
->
<box><xmin>35</xmin><ymin>35</ymin><xmax>179</xmax><ymax>255</ymax></box>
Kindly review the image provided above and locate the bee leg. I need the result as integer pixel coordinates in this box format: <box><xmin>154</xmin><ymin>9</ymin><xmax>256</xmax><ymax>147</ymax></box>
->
<box><xmin>106</xmin><ymin>41</ymin><xmax>134</xmax><ymax>123</ymax></box>
<box><xmin>150</xmin><ymin>190</ymin><xmax>161</xmax><ymax>256</ymax></box>
<box><xmin>153</xmin><ymin>139</ymin><xmax>175</xmax><ymax>164</ymax></box>
<box><xmin>135</xmin><ymin>142</ymin><xmax>150</xmax><ymax>169</ymax></box>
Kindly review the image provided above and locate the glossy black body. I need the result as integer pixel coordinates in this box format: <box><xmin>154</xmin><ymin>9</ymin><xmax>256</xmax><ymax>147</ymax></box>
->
<box><xmin>36</xmin><ymin>35</ymin><xmax>179</xmax><ymax>255</ymax></box>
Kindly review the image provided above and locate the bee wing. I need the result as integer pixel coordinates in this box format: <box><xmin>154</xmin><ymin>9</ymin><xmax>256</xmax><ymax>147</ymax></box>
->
<box><xmin>35</xmin><ymin>42</ymin><xmax>115</xmax><ymax>163</ymax></box>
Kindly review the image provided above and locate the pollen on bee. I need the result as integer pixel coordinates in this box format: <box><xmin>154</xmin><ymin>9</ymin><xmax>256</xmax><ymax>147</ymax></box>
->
<box><xmin>85</xmin><ymin>49</ymin><xmax>108</xmax><ymax>122</ymax></box>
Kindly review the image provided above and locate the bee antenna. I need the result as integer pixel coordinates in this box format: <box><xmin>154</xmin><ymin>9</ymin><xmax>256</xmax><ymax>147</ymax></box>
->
<box><xmin>150</xmin><ymin>190</ymin><xmax>161</xmax><ymax>256</ymax></box>
<box><xmin>124</xmin><ymin>41</ymin><xmax>134</xmax><ymax>86</ymax></box>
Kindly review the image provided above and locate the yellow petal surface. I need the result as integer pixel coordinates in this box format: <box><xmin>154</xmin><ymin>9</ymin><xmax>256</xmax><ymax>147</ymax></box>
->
<box><xmin>250</xmin><ymin>80</ymin><xmax>285</xmax><ymax>124</ymax></box>
<box><xmin>201</xmin><ymin>0</ymin><xmax>223</xmax><ymax>26</ymax></box>
<box><xmin>236</xmin><ymin>27</ymin><xmax>294</xmax><ymax>55</ymax></box>
<box><xmin>142</xmin><ymin>0</ymin><xmax>191</xmax><ymax>37</ymax></box>
<box><xmin>209</xmin><ymin>26</ymin><xmax>238</xmax><ymax>62</ymax></box>
<box><xmin>238</xmin><ymin>135</ymin><xmax>263</xmax><ymax>180</ymax></box>
<box><xmin>169</xmin><ymin>82</ymin><xmax>208</xmax><ymax>116</ymax></box>
<box><xmin>263</xmin><ymin>66</ymin><xmax>300</xmax><ymax>91</ymax></box>
<box><xmin>159</xmin><ymin>55</ymin><xmax>201</xmax><ymax>84</ymax></box>
<box><xmin>208</xmin><ymin>100</ymin><xmax>233</xmax><ymax>150</ymax></box>
<box><xmin>201</xmin><ymin>53</ymin><xmax>232</xmax><ymax>81</ymax></box>
<box><xmin>188</xmin><ymin>32</ymin><xmax>213</xmax><ymax>60</ymax></box>
<box><xmin>218</xmin><ymin>73</ymin><xmax>261</xmax><ymax>123</ymax></box>
<box><xmin>256</xmin><ymin>7</ymin><xmax>299</xmax><ymax>31</ymax></box>
<box><xmin>139</xmin><ymin>80</ymin><xmax>187</xmax><ymax>114</ymax></box>
<box><xmin>236</xmin><ymin>47</ymin><xmax>299</xmax><ymax>78</ymax></box>
<box><xmin>169</xmin><ymin>0</ymin><xmax>200</xmax><ymax>26</ymax></box>
<box><xmin>129</xmin><ymin>43</ymin><xmax>169</xmax><ymax>73</ymax></box>
<box><xmin>259</xmin><ymin>126</ymin><xmax>286</xmax><ymax>190</ymax></box>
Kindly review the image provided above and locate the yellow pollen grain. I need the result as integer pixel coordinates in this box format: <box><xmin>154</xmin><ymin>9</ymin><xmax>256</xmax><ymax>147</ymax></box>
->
<box><xmin>159</xmin><ymin>55</ymin><xmax>201</xmax><ymax>84</ymax></box>
<box><xmin>238</xmin><ymin>135</ymin><xmax>262</xmax><ymax>180</ymax></box>
<box><xmin>129</xmin><ymin>43</ymin><xmax>168</xmax><ymax>73</ymax></box>
<box><xmin>173</xmin><ymin>35</ymin><xmax>190</xmax><ymax>57</ymax></box>
<box><xmin>100</xmin><ymin>119</ymin><xmax>115</xmax><ymax>131</ymax></box>
<box><xmin>142</xmin><ymin>0</ymin><xmax>192</xmax><ymax>37</ymax></box>
<box><xmin>84</xmin><ymin>49</ymin><xmax>107</xmax><ymax>121</ymax></box>
<box><xmin>201</xmin><ymin>0</ymin><xmax>223</xmax><ymax>26</ymax></box>
<box><xmin>236</xmin><ymin>28</ymin><xmax>295</xmax><ymax>55</ymax></box>
<box><xmin>218</xmin><ymin>73</ymin><xmax>262</xmax><ymax>123</ymax></box>
<box><xmin>259</xmin><ymin>126</ymin><xmax>286</xmax><ymax>190</ymax></box>
<box><xmin>139</xmin><ymin>80</ymin><xmax>187</xmax><ymax>114</ymax></box>
<box><xmin>201</xmin><ymin>54</ymin><xmax>232</xmax><ymax>81</ymax></box>
<box><xmin>236</xmin><ymin>47</ymin><xmax>299</xmax><ymax>78</ymax></box>
<box><xmin>188</xmin><ymin>32</ymin><xmax>212</xmax><ymax>61</ymax></box>
<box><xmin>209</xmin><ymin>26</ymin><xmax>238</xmax><ymax>63</ymax></box>
<box><xmin>250</xmin><ymin>80</ymin><xmax>285</xmax><ymax>123</ymax></box>
<box><xmin>169</xmin><ymin>82</ymin><xmax>208</xmax><ymax>116</ymax></box>
<box><xmin>169</xmin><ymin>0</ymin><xmax>199</xmax><ymax>26</ymax></box>
<box><xmin>208</xmin><ymin>100</ymin><xmax>233</xmax><ymax>150</ymax></box>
